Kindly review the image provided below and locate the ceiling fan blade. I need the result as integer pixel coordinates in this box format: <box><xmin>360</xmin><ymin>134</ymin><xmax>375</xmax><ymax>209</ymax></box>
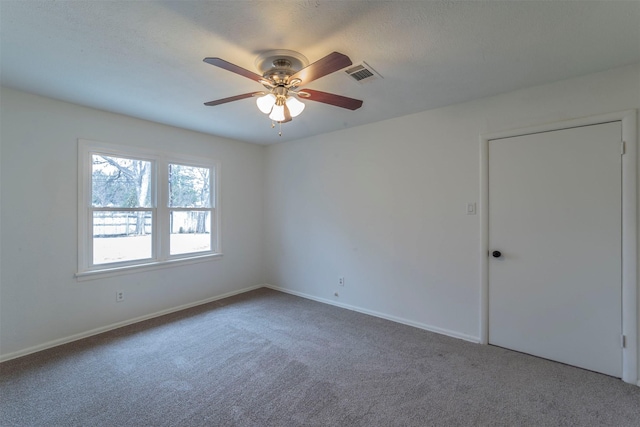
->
<box><xmin>203</xmin><ymin>57</ymin><xmax>264</xmax><ymax>82</ymax></box>
<box><xmin>302</xmin><ymin>89</ymin><xmax>363</xmax><ymax>111</ymax></box>
<box><xmin>290</xmin><ymin>52</ymin><xmax>352</xmax><ymax>85</ymax></box>
<box><xmin>282</xmin><ymin>103</ymin><xmax>292</xmax><ymax>123</ymax></box>
<box><xmin>204</xmin><ymin>92</ymin><xmax>260</xmax><ymax>106</ymax></box>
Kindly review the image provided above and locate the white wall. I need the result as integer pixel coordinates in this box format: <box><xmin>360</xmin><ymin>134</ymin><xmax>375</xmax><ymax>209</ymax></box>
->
<box><xmin>0</xmin><ymin>88</ymin><xmax>265</xmax><ymax>359</ymax></box>
<box><xmin>2</xmin><ymin>64</ymin><xmax>639</xmax><ymax>377</ymax></box>
<box><xmin>264</xmin><ymin>64</ymin><xmax>640</xmax><ymax>362</ymax></box>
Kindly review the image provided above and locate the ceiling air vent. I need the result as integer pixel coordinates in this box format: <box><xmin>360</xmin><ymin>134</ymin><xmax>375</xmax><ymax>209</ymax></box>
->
<box><xmin>345</xmin><ymin>62</ymin><xmax>381</xmax><ymax>84</ymax></box>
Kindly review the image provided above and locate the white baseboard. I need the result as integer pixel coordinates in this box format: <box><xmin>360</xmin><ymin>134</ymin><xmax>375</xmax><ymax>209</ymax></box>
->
<box><xmin>6</xmin><ymin>284</ymin><xmax>635</xmax><ymax>387</ymax></box>
<box><xmin>264</xmin><ymin>284</ymin><xmax>480</xmax><ymax>344</ymax></box>
<box><xmin>0</xmin><ymin>284</ymin><xmax>265</xmax><ymax>363</ymax></box>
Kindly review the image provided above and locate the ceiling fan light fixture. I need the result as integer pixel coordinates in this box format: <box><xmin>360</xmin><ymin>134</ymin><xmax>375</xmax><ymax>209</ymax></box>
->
<box><xmin>204</xmin><ymin>51</ymin><xmax>363</xmax><ymax>135</ymax></box>
<box><xmin>269</xmin><ymin>104</ymin><xmax>286</xmax><ymax>122</ymax></box>
<box><xmin>256</xmin><ymin>93</ymin><xmax>276</xmax><ymax>114</ymax></box>
<box><xmin>286</xmin><ymin>96</ymin><xmax>305</xmax><ymax>117</ymax></box>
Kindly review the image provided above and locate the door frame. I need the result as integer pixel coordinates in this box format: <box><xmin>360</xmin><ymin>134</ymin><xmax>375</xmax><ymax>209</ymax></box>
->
<box><xmin>479</xmin><ymin>110</ymin><xmax>637</xmax><ymax>385</ymax></box>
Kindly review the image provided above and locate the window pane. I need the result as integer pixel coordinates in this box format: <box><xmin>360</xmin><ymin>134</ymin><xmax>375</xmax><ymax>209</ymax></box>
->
<box><xmin>93</xmin><ymin>211</ymin><xmax>152</xmax><ymax>264</ymax></box>
<box><xmin>170</xmin><ymin>211</ymin><xmax>211</xmax><ymax>255</ymax></box>
<box><xmin>92</xmin><ymin>154</ymin><xmax>152</xmax><ymax>208</ymax></box>
<box><xmin>169</xmin><ymin>164</ymin><xmax>211</xmax><ymax>208</ymax></box>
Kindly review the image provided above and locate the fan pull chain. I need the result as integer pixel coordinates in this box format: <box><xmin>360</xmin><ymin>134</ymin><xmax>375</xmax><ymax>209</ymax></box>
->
<box><xmin>270</xmin><ymin>120</ymin><xmax>283</xmax><ymax>137</ymax></box>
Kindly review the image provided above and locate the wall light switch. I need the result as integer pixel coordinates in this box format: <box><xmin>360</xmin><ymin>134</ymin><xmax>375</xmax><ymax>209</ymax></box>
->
<box><xmin>466</xmin><ymin>202</ymin><xmax>476</xmax><ymax>215</ymax></box>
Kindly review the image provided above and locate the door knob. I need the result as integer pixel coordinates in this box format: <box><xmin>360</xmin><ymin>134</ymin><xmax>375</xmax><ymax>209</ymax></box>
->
<box><xmin>492</xmin><ymin>250</ymin><xmax>502</xmax><ymax>258</ymax></box>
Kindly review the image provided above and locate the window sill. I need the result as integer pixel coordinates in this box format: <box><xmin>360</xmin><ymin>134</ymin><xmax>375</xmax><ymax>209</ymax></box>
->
<box><xmin>75</xmin><ymin>253</ymin><xmax>223</xmax><ymax>282</ymax></box>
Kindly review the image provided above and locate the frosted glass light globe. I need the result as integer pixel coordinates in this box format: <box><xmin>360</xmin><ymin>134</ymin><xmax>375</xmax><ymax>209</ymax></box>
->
<box><xmin>256</xmin><ymin>94</ymin><xmax>276</xmax><ymax>114</ymax></box>
<box><xmin>286</xmin><ymin>96</ymin><xmax>305</xmax><ymax>117</ymax></box>
<box><xmin>269</xmin><ymin>104</ymin><xmax>285</xmax><ymax>122</ymax></box>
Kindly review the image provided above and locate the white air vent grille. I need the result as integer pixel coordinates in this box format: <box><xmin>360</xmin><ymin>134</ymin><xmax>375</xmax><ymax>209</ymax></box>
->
<box><xmin>345</xmin><ymin>62</ymin><xmax>381</xmax><ymax>84</ymax></box>
<box><xmin>348</xmin><ymin>66</ymin><xmax>374</xmax><ymax>81</ymax></box>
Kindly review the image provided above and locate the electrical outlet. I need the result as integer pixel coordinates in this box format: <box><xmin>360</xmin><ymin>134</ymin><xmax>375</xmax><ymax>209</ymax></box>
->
<box><xmin>116</xmin><ymin>291</ymin><xmax>124</xmax><ymax>302</ymax></box>
<box><xmin>339</xmin><ymin>277</ymin><xmax>345</xmax><ymax>286</ymax></box>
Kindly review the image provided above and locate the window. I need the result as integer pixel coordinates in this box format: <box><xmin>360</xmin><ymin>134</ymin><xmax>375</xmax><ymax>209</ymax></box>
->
<box><xmin>78</xmin><ymin>140</ymin><xmax>220</xmax><ymax>277</ymax></box>
<box><xmin>168</xmin><ymin>163</ymin><xmax>212</xmax><ymax>255</ymax></box>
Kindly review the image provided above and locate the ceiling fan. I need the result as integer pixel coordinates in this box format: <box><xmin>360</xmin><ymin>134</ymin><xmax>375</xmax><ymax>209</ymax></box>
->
<box><xmin>203</xmin><ymin>50</ymin><xmax>363</xmax><ymax>134</ymax></box>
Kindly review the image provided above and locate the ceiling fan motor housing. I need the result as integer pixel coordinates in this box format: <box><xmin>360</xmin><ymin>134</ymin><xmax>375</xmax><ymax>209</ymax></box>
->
<box><xmin>256</xmin><ymin>50</ymin><xmax>308</xmax><ymax>85</ymax></box>
<box><xmin>264</xmin><ymin>66</ymin><xmax>294</xmax><ymax>85</ymax></box>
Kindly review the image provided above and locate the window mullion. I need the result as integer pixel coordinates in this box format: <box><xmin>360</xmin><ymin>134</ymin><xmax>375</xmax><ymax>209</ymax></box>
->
<box><xmin>156</xmin><ymin>159</ymin><xmax>169</xmax><ymax>261</ymax></box>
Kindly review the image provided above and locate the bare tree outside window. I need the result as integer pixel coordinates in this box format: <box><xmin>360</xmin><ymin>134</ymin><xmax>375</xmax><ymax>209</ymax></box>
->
<box><xmin>169</xmin><ymin>164</ymin><xmax>212</xmax><ymax>255</ymax></box>
<box><xmin>91</xmin><ymin>154</ymin><xmax>153</xmax><ymax>264</ymax></box>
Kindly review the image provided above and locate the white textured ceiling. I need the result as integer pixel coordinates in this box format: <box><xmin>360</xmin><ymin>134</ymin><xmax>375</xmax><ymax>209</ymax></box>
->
<box><xmin>1</xmin><ymin>1</ymin><xmax>639</xmax><ymax>144</ymax></box>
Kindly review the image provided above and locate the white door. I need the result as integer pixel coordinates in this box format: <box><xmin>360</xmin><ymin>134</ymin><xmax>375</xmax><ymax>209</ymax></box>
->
<box><xmin>488</xmin><ymin>121</ymin><xmax>622</xmax><ymax>377</ymax></box>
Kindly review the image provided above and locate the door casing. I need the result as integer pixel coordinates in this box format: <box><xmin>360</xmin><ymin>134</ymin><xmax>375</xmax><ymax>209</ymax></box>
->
<box><xmin>479</xmin><ymin>110</ymin><xmax>638</xmax><ymax>385</ymax></box>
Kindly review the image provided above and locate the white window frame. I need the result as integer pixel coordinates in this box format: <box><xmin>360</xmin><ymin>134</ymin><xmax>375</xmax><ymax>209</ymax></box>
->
<box><xmin>77</xmin><ymin>139</ymin><xmax>222</xmax><ymax>280</ymax></box>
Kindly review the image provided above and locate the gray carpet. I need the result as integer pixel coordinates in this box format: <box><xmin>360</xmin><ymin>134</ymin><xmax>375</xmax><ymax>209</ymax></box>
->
<box><xmin>1</xmin><ymin>288</ymin><xmax>639</xmax><ymax>426</ymax></box>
